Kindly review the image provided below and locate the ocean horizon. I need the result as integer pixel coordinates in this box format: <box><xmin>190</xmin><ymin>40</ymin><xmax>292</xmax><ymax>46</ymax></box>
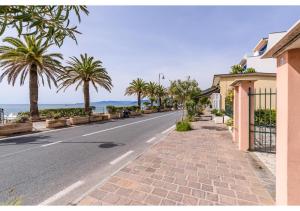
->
<box><xmin>0</xmin><ymin>101</ymin><xmax>140</xmax><ymax>115</ymax></box>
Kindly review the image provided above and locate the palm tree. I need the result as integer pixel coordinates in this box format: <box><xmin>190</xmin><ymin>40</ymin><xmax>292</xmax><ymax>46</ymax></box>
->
<box><xmin>145</xmin><ymin>81</ymin><xmax>157</xmax><ymax>107</ymax></box>
<box><xmin>0</xmin><ymin>36</ymin><xmax>63</xmax><ymax>120</ymax></box>
<box><xmin>58</xmin><ymin>53</ymin><xmax>113</xmax><ymax>113</ymax></box>
<box><xmin>156</xmin><ymin>84</ymin><xmax>167</xmax><ymax>109</ymax></box>
<box><xmin>125</xmin><ymin>78</ymin><xmax>147</xmax><ymax>109</ymax></box>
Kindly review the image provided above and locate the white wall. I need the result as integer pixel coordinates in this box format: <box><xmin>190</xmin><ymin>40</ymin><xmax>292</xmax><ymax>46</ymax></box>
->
<box><xmin>246</xmin><ymin>56</ymin><xmax>276</xmax><ymax>73</ymax></box>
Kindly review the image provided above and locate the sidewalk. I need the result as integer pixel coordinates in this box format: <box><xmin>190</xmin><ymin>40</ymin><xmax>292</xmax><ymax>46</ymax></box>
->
<box><xmin>77</xmin><ymin>120</ymin><xmax>275</xmax><ymax>206</ymax></box>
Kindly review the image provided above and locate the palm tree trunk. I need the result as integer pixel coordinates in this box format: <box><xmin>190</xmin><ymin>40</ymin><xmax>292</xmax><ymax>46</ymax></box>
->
<box><xmin>29</xmin><ymin>64</ymin><xmax>39</xmax><ymax>121</ymax></box>
<box><xmin>150</xmin><ymin>99</ymin><xmax>153</xmax><ymax>107</ymax></box>
<box><xmin>138</xmin><ymin>92</ymin><xmax>141</xmax><ymax>109</ymax></box>
<box><xmin>83</xmin><ymin>81</ymin><xmax>90</xmax><ymax>114</ymax></box>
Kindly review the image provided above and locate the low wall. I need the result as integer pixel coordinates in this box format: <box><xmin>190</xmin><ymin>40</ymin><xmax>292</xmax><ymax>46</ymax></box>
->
<box><xmin>0</xmin><ymin>122</ymin><xmax>33</xmax><ymax>136</ymax></box>
<box><xmin>69</xmin><ymin>116</ymin><xmax>90</xmax><ymax>125</ymax></box>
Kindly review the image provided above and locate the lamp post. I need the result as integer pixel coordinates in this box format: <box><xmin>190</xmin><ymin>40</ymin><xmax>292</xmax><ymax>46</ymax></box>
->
<box><xmin>158</xmin><ymin>73</ymin><xmax>165</xmax><ymax>85</ymax></box>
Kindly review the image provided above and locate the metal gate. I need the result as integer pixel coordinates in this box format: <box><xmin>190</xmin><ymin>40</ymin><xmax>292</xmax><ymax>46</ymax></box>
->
<box><xmin>248</xmin><ymin>88</ymin><xmax>276</xmax><ymax>153</ymax></box>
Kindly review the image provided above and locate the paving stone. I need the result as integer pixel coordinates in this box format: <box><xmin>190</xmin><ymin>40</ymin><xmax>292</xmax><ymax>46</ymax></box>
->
<box><xmin>130</xmin><ymin>190</ymin><xmax>147</xmax><ymax>201</ymax></box>
<box><xmin>89</xmin><ymin>189</ymin><xmax>108</xmax><ymax>200</ymax></box>
<box><xmin>177</xmin><ymin>186</ymin><xmax>192</xmax><ymax>195</ymax></box>
<box><xmin>78</xmin><ymin>196</ymin><xmax>99</xmax><ymax>205</ymax></box>
<box><xmin>167</xmin><ymin>191</ymin><xmax>183</xmax><ymax>202</ymax></box>
<box><xmin>152</xmin><ymin>187</ymin><xmax>168</xmax><ymax>197</ymax></box>
<box><xmin>100</xmin><ymin>183</ymin><xmax>119</xmax><ymax>193</ymax></box>
<box><xmin>206</xmin><ymin>192</ymin><xmax>219</xmax><ymax>202</ymax></box>
<box><xmin>144</xmin><ymin>194</ymin><xmax>162</xmax><ymax>205</ymax></box>
<box><xmin>78</xmin><ymin>120</ymin><xmax>275</xmax><ymax>206</ymax></box>
<box><xmin>191</xmin><ymin>189</ymin><xmax>206</xmax><ymax>199</ymax></box>
<box><xmin>216</xmin><ymin>187</ymin><xmax>235</xmax><ymax>197</ymax></box>
<box><xmin>182</xmin><ymin>195</ymin><xmax>198</xmax><ymax>205</ymax></box>
<box><xmin>201</xmin><ymin>184</ymin><xmax>214</xmax><ymax>192</ymax></box>
<box><xmin>161</xmin><ymin>199</ymin><xmax>177</xmax><ymax>205</ymax></box>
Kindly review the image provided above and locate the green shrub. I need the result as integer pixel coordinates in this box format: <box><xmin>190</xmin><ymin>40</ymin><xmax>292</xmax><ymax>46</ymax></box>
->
<box><xmin>15</xmin><ymin>114</ymin><xmax>29</xmax><ymax>123</ymax></box>
<box><xmin>225</xmin><ymin>118</ymin><xmax>233</xmax><ymax>127</ymax></box>
<box><xmin>176</xmin><ymin>120</ymin><xmax>192</xmax><ymax>132</ymax></box>
<box><xmin>106</xmin><ymin>105</ymin><xmax>140</xmax><ymax>114</ymax></box>
<box><xmin>255</xmin><ymin>109</ymin><xmax>276</xmax><ymax>126</ymax></box>
<box><xmin>211</xmin><ymin>109</ymin><xmax>218</xmax><ymax>115</ymax></box>
<box><xmin>214</xmin><ymin>109</ymin><xmax>225</xmax><ymax>116</ymax></box>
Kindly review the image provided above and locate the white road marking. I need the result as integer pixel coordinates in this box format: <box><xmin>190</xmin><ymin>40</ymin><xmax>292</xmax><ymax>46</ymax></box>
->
<box><xmin>0</xmin><ymin>125</ymin><xmax>81</xmax><ymax>142</ymax></box>
<box><xmin>82</xmin><ymin>112</ymin><xmax>176</xmax><ymax>137</ymax></box>
<box><xmin>161</xmin><ymin>125</ymin><xmax>176</xmax><ymax>134</ymax></box>
<box><xmin>110</xmin><ymin>150</ymin><xmax>134</xmax><ymax>165</ymax></box>
<box><xmin>146</xmin><ymin>137</ymin><xmax>156</xmax><ymax>143</ymax></box>
<box><xmin>39</xmin><ymin>180</ymin><xmax>84</xmax><ymax>205</ymax></box>
<box><xmin>41</xmin><ymin>141</ymin><xmax>62</xmax><ymax>147</ymax></box>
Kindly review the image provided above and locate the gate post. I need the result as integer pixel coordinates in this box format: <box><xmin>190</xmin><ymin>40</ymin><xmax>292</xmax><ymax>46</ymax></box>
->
<box><xmin>275</xmin><ymin>49</ymin><xmax>300</xmax><ymax>205</ymax></box>
<box><xmin>231</xmin><ymin>80</ymin><xmax>255</xmax><ymax>151</ymax></box>
<box><xmin>233</xmin><ymin>86</ymin><xmax>239</xmax><ymax>143</ymax></box>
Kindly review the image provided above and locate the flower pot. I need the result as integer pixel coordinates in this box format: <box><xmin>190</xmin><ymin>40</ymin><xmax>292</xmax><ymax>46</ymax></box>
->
<box><xmin>69</xmin><ymin>116</ymin><xmax>90</xmax><ymax>125</ymax></box>
<box><xmin>130</xmin><ymin>111</ymin><xmax>141</xmax><ymax>117</ymax></box>
<box><xmin>101</xmin><ymin>114</ymin><xmax>110</xmax><ymax>120</ymax></box>
<box><xmin>108</xmin><ymin>113</ymin><xmax>121</xmax><ymax>119</ymax></box>
<box><xmin>214</xmin><ymin>116</ymin><xmax>224</xmax><ymax>124</ymax></box>
<box><xmin>45</xmin><ymin>119</ymin><xmax>67</xmax><ymax>128</ymax></box>
<box><xmin>89</xmin><ymin>115</ymin><xmax>103</xmax><ymax>122</ymax></box>
<box><xmin>0</xmin><ymin>122</ymin><xmax>33</xmax><ymax>136</ymax></box>
<box><xmin>143</xmin><ymin>110</ymin><xmax>153</xmax><ymax>114</ymax></box>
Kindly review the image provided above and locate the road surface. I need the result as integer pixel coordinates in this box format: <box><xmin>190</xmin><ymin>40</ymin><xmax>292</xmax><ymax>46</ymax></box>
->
<box><xmin>0</xmin><ymin>111</ymin><xmax>181</xmax><ymax>205</ymax></box>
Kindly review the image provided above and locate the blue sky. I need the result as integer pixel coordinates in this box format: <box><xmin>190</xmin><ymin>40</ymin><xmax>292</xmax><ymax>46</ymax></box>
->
<box><xmin>0</xmin><ymin>6</ymin><xmax>300</xmax><ymax>104</ymax></box>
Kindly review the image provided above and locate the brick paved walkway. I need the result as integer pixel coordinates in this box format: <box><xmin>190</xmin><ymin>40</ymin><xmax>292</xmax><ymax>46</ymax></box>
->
<box><xmin>77</xmin><ymin>121</ymin><xmax>275</xmax><ymax>205</ymax></box>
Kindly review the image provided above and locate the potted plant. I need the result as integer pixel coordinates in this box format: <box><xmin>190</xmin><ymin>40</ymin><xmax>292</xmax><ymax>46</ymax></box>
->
<box><xmin>45</xmin><ymin>113</ymin><xmax>67</xmax><ymax>128</ymax></box>
<box><xmin>213</xmin><ymin>110</ymin><xmax>225</xmax><ymax>124</ymax></box>
<box><xmin>69</xmin><ymin>114</ymin><xmax>90</xmax><ymax>125</ymax></box>
<box><xmin>225</xmin><ymin>118</ymin><xmax>233</xmax><ymax>133</ymax></box>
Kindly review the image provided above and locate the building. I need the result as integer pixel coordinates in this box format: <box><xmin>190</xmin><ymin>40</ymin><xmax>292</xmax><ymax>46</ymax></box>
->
<box><xmin>239</xmin><ymin>32</ymin><xmax>285</xmax><ymax>73</ymax></box>
<box><xmin>211</xmin><ymin>72</ymin><xmax>276</xmax><ymax>110</ymax></box>
<box><xmin>204</xmin><ymin>32</ymin><xmax>283</xmax><ymax>111</ymax></box>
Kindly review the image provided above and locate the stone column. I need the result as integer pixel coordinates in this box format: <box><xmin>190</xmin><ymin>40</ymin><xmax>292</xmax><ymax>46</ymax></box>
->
<box><xmin>276</xmin><ymin>49</ymin><xmax>300</xmax><ymax>205</ymax></box>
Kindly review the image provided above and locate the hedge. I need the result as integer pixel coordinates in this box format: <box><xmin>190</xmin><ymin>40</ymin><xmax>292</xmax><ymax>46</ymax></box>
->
<box><xmin>18</xmin><ymin>108</ymin><xmax>88</xmax><ymax>119</ymax></box>
<box><xmin>106</xmin><ymin>105</ymin><xmax>140</xmax><ymax>114</ymax></box>
<box><xmin>254</xmin><ymin>109</ymin><xmax>276</xmax><ymax>126</ymax></box>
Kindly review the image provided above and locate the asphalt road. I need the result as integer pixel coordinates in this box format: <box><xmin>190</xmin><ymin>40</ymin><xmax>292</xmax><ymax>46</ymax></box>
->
<box><xmin>0</xmin><ymin>111</ymin><xmax>181</xmax><ymax>205</ymax></box>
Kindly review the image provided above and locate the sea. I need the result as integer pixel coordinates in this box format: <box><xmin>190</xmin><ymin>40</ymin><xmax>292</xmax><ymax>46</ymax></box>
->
<box><xmin>0</xmin><ymin>101</ymin><xmax>138</xmax><ymax>116</ymax></box>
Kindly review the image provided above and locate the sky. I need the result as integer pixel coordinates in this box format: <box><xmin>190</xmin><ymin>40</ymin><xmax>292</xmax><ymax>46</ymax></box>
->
<box><xmin>0</xmin><ymin>6</ymin><xmax>300</xmax><ymax>104</ymax></box>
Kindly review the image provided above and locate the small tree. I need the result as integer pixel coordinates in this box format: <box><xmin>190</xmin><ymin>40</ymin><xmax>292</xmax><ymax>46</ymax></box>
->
<box><xmin>230</xmin><ymin>64</ymin><xmax>244</xmax><ymax>74</ymax></box>
<box><xmin>245</xmin><ymin>67</ymin><xmax>256</xmax><ymax>73</ymax></box>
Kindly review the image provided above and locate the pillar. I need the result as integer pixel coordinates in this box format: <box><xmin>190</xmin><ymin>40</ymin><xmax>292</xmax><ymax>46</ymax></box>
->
<box><xmin>233</xmin><ymin>86</ymin><xmax>239</xmax><ymax>143</ymax></box>
<box><xmin>276</xmin><ymin>49</ymin><xmax>300</xmax><ymax>205</ymax></box>
<box><xmin>237</xmin><ymin>81</ymin><xmax>254</xmax><ymax>151</ymax></box>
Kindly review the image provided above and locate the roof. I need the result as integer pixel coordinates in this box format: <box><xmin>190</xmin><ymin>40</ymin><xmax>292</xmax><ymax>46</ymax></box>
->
<box><xmin>200</xmin><ymin>86</ymin><xmax>220</xmax><ymax>97</ymax></box>
<box><xmin>262</xmin><ymin>20</ymin><xmax>300</xmax><ymax>58</ymax></box>
<box><xmin>212</xmin><ymin>72</ymin><xmax>276</xmax><ymax>87</ymax></box>
<box><xmin>230</xmin><ymin>79</ymin><xmax>257</xmax><ymax>87</ymax></box>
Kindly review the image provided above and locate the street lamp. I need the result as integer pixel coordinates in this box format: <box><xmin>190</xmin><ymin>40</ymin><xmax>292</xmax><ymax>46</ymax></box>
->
<box><xmin>158</xmin><ymin>73</ymin><xmax>165</xmax><ymax>85</ymax></box>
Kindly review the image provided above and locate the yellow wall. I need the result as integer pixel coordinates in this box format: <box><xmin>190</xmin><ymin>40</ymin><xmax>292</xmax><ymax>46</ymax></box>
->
<box><xmin>219</xmin><ymin>76</ymin><xmax>276</xmax><ymax>109</ymax></box>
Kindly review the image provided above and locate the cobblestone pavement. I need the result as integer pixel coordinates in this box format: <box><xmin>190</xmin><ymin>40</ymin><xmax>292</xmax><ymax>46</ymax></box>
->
<box><xmin>77</xmin><ymin>121</ymin><xmax>275</xmax><ymax>206</ymax></box>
